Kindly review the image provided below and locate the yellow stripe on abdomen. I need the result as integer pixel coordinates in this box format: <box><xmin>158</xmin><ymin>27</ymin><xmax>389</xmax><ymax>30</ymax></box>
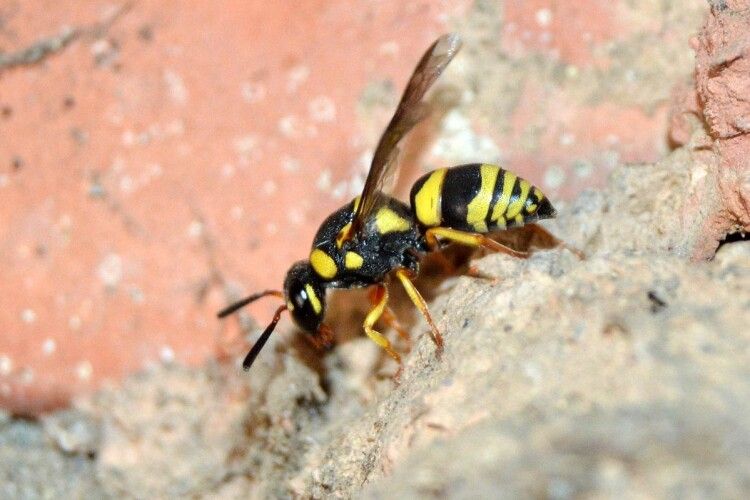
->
<box><xmin>490</xmin><ymin>171</ymin><xmax>517</xmax><ymax>226</ymax></box>
<box><xmin>465</xmin><ymin>164</ymin><xmax>500</xmax><ymax>232</ymax></box>
<box><xmin>506</xmin><ymin>179</ymin><xmax>532</xmax><ymax>219</ymax></box>
<box><xmin>413</xmin><ymin>168</ymin><xmax>447</xmax><ymax>227</ymax></box>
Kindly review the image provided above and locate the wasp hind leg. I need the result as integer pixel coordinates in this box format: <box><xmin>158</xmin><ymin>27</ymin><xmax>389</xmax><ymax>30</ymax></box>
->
<box><xmin>424</xmin><ymin>227</ymin><xmax>530</xmax><ymax>259</ymax></box>
<box><xmin>524</xmin><ymin>224</ymin><xmax>587</xmax><ymax>260</ymax></box>
<box><xmin>394</xmin><ymin>269</ymin><xmax>444</xmax><ymax>357</ymax></box>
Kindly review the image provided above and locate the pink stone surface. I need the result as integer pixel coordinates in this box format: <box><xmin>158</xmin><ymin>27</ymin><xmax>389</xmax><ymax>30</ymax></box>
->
<box><xmin>0</xmin><ymin>0</ymin><xmax>706</xmax><ymax>414</ymax></box>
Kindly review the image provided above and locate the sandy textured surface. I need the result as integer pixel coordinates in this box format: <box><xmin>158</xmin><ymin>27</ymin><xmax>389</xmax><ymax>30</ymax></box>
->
<box><xmin>3</xmin><ymin>126</ymin><xmax>750</xmax><ymax>497</ymax></box>
<box><xmin>3</xmin><ymin>1</ymin><xmax>750</xmax><ymax>498</ymax></box>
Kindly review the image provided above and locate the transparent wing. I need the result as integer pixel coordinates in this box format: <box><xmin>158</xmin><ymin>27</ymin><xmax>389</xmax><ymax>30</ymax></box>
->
<box><xmin>345</xmin><ymin>33</ymin><xmax>463</xmax><ymax>240</ymax></box>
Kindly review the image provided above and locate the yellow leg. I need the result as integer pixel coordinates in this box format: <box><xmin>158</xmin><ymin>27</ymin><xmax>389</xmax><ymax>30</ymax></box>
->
<box><xmin>425</xmin><ymin>227</ymin><xmax>529</xmax><ymax>259</ymax></box>
<box><xmin>364</xmin><ymin>284</ymin><xmax>402</xmax><ymax>365</ymax></box>
<box><xmin>368</xmin><ymin>288</ymin><xmax>411</xmax><ymax>347</ymax></box>
<box><xmin>395</xmin><ymin>269</ymin><xmax>444</xmax><ymax>356</ymax></box>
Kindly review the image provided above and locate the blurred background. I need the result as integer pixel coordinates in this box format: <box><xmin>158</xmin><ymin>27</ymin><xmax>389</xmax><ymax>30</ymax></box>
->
<box><xmin>0</xmin><ymin>0</ymin><xmax>706</xmax><ymax>415</ymax></box>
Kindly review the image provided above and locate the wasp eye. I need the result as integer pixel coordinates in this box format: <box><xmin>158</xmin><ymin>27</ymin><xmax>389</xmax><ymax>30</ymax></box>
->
<box><xmin>283</xmin><ymin>261</ymin><xmax>326</xmax><ymax>333</ymax></box>
<box><xmin>294</xmin><ymin>289</ymin><xmax>308</xmax><ymax>308</ymax></box>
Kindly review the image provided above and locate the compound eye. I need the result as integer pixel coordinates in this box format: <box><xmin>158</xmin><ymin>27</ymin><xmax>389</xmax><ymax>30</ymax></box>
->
<box><xmin>293</xmin><ymin>288</ymin><xmax>308</xmax><ymax>309</ymax></box>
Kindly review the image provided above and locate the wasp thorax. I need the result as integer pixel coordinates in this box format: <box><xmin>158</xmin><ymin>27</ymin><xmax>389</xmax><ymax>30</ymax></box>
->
<box><xmin>283</xmin><ymin>261</ymin><xmax>326</xmax><ymax>333</ymax></box>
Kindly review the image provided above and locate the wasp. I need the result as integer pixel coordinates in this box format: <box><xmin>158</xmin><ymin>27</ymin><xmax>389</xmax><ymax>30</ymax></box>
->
<box><xmin>218</xmin><ymin>34</ymin><xmax>560</xmax><ymax>372</ymax></box>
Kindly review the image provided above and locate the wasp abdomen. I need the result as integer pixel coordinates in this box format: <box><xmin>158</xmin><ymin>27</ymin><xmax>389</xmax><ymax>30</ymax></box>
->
<box><xmin>409</xmin><ymin>163</ymin><xmax>556</xmax><ymax>232</ymax></box>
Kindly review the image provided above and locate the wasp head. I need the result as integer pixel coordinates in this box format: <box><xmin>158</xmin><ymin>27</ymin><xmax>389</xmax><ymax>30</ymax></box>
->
<box><xmin>284</xmin><ymin>260</ymin><xmax>326</xmax><ymax>333</ymax></box>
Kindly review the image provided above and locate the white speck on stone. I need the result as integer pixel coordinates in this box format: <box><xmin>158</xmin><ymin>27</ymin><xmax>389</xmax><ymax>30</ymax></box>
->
<box><xmin>349</xmin><ymin>176</ymin><xmax>365</xmax><ymax>198</ymax></box>
<box><xmin>148</xmin><ymin>163</ymin><xmax>163</xmax><ymax>178</ymax></box>
<box><xmin>122</xmin><ymin>129</ymin><xmax>136</xmax><ymax>146</ymax></box>
<box><xmin>262</xmin><ymin>180</ymin><xmax>277</xmax><ymax>196</ymax></box>
<box><xmin>160</xmin><ymin>345</ymin><xmax>175</xmax><ymax>364</ymax></box>
<box><xmin>187</xmin><ymin>220</ymin><xmax>204</xmax><ymax>239</ymax></box>
<box><xmin>0</xmin><ymin>355</ymin><xmax>13</xmax><ymax>375</ymax></box>
<box><xmin>690</xmin><ymin>165</ymin><xmax>708</xmax><ymax>189</ymax></box>
<box><xmin>574</xmin><ymin>160</ymin><xmax>593</xmax><ymax>179</ymax></box>
<box><xmin>625</xmin><ymin>69</ymin><xmax>637</xmax><ymax>82</ymax></box>
<box><xmin>165</xmin><ymin>119</ymin><xmax>185</xmax><ymax>136</ymax></box>
<box><xmin>565</xmin><ymin>65</ymin><xmax>579</xmax><ymax>79</ymax></box>
<box><xmin>317</xmin><ymin>169</ymin><xmax>332</xmax><ymax>191</ymax></box>
<box><xmin>19</xmin><ymin>368</ymin><xmax>34</xmax><ymax>385</ymax></box>
<box><xmin>241</xmin><ymin>81</ymin><xmax>266</xmax><ymax>103</ymax></box>
<box><xmin>430</xmin><ymin>110</ymin><xmax>501</xmax><ymax>164</ymax></box>
<box><xmin>288</xmin><ymin>208</ymin><xmax>304</xmax><ymax>225</ymax></box>
<box><xmin>308</xmin><ymin>96</ymin><xmax>336</xmax><ymax>123</ymax></box>
<box><xmin>559</xmin><ymin>132</ymin><xmax>576</xmax><ymax>146</ymax></box>
<box><xmin>286</xmin><ymin>65</ymin><xmax>310</xmax><ymax>93</ymax></box>
<box><xmin>544</xmin><ymin>165</ymin><xmax>567</xmax><ymax>190</ymax></box>
<box><xmin>535</xmin><ymin>8</ymin><xmax>552</xmax><ymax>27</ymax></box>
<box><xmin>278</xmin><ymin>115</ymin><xmax>302</xmax><ymax>138</ymax></box>
<box><xmin>606</xmin><ymin>134</ymin><xmax>620</xmax><ymax>145</ymax></box>
<box><xmin>281</xmin><ymin>156</ymin><xmax>301</xmax><ymax>172</ymax></box>
<box><xmin>379</xmin><ymin>41</ymin><xmax>400</xmax><ymax>56</ymax></box>
<box><xmin>164</xmin><ymin>70</ymin><xmax>188</xmax><ymax>105</ymax></box>
<box><xmin>221</xmin><ymin>163</ymin><xmax>235</xmax><ymax>178</ymax></box>
<box><xmin>21</xmin><ymin>309</ymin><xmax>36</xmax><ymax>324</ymax></box>
<box><xmin>76</xmin><ymin>361</ymin><xmax>93</xmax><ymax>381</ymax></box>
<box><xmin>129</xmin><ymin>286</ymin><xmax>145</xmax><ymax>304</ymax></box>
<box><xmin>119</xmin><ymin>175</ymin><xmax>135</xmax><ymax>194</ymax></box>
<box><xmin>69</xmin><ymin>315</ymin><xmax>82</xmax><ymax>331</ymax></box>
<box><xmin>0</xmin><ymin>174</ymin><xmax>8</xmax><ymax>187</ymax></box>
<box><xmin>332</xmin><ymin>181</ymin><xmax>348</xmax><ymax>200</ymax></box>
<box><xmin>266</xmin><ymin>222</ymin><xmax>278</xmax><ymax>235</ymax></box>
<box><xmin>355</xmin><ymin>149</ymin><xmax>374</xmax><ymax>174</ymax></box>
<box><xmin>233</xmin><ymin>135</ymin><xmax>257</xmax><ymax>161</ymax></box>
<box><xmin>98</xmin><ymin>253</ymin><xmax>123</xmax><ymax>288</ymax></box>
<box><xmin>230</xmin><ymin>205</ymin><xmax>244</xmax><ymax>220</ymax></box>
<box><xmin>42</xmin><ymin>338</ymin><xmax>57</xmax><ymax>356</ymax></box>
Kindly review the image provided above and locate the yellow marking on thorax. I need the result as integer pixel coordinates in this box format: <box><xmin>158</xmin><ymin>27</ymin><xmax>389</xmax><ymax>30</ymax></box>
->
<box><xmin>345</xmin><ymin>251</ymin><xmax>364</xmax><ymax>269</ymax></box>
<box><xmin>310</xmin><ymin>249</ymin><xmax>337</xmax><ymax>279</ymax></box>
<box><xmin>335</xmin><ymin>196</ymin><xmax>362</xmax><ymax>248</ymax></box>
<box><xmin>336</xmin><ymin>222</ymin><xmax>352</xmax><ymax>249</ymax></box>
<box><xmin>375</xmin><ymin>207</ymin><xmax>411</xmax><ymax>234</ymax></box>
<box><xmin>533</xmin><ymin>187</ymin><xmax>544</xmax><ymax>201</ymax></box>
<box><xmin>304</xmin><ymin>283</ymin><xmax>322</xmax><ymax>314</ymax></box>
<box><xmin>414</xmin><ymin>168</ymin><xmax>446</xmax><ymax>227</ymax></box>
<box><xmin>506</xmin><ymin>179</ymin><xmax>532</xmax><ymax>219</ymax></box>
<box><xmin>490</xmin><ymin>171</ymin><xmax>516</xmax><ymax>223</ymax></box>
<box><xmin>466</xmin><ymin>164</ymin><xmax>499</xmax><ymax>232</ymax></box>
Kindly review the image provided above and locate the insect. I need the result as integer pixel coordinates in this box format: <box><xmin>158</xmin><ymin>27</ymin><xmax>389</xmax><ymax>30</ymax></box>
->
<box><xmin>218</xmin><ymin>33</ymin><xmax>560</xmax><ymax>372</ymax></box>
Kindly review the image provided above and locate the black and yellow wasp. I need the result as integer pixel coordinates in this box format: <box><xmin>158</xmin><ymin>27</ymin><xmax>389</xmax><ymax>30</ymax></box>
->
<box><xmin>219</xmin><ymin>33</ymin><xmax>558</xmax><ymax>371</ymax></box>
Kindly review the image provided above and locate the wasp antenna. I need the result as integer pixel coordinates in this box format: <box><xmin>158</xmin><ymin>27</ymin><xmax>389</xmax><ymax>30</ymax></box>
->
<box><xmin>217</xmin><ymin>290</ymin><xmax>284</xmax><ymax>318</ymax></box>
<box><xmin>242</xmin><ymin>304</ymin><xmax>287</xmax><ymax>371</ymax></box>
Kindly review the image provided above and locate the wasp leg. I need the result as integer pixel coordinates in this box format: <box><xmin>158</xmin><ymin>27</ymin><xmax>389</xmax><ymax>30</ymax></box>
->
<box><xmin>425</xmin><ymin>227</ymin><xmax>529</xmax><ymax>259</ymax></box>
<box><xmin>525</xmin><ymin>224</ymin><xmax>587</xmax><ymax>260</ymax></box>
<box><xmin>395</xmin><ymin>269</ymin><xmax>444</xmax><ymax>357</ymax></box>
<box><xmin>367</xmin><ymin>287</ymin><xmax>411</xmax><ymax>347</ymax></box>
<box><xmin>364</xmin><ymin>284</ymin><xmax>402</xmax><ymax>367</ymax></box>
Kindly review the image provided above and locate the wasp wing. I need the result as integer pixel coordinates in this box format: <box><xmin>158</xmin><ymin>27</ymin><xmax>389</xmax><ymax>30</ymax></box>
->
<box><xmin>345</xmin><ymin>33</ymin><xmax>463</xmax><ymax>240</ymax></box>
